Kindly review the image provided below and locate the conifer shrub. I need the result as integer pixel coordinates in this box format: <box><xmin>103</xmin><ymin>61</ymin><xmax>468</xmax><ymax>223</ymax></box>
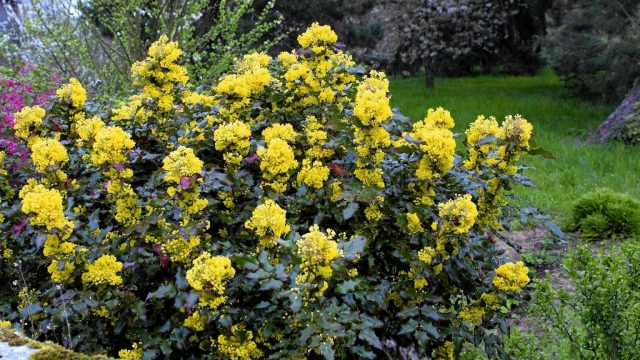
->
<box><xmin>0</xmin><ymin>24</ymin><xmax>539</xmax><ymax>359</ymax></box>
<box><xmin>572</xmin><ymin>188</ymin><xmax>640</xmax><ymax>241</ymax></box>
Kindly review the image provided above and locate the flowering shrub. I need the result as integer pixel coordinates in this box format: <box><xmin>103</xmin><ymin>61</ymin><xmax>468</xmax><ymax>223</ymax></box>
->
<box><xmin>0</xmin><ymin>24</ymin><xmax>537</xmax><ymax>358</ymax></box>
<box><xmin>0</xmin><ymin>65</ymin><xmax>58</xmax><ymax>165</ymax></box>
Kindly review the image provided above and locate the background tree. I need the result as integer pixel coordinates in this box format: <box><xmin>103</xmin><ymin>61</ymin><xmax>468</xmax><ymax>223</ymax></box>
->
<box><xmin>399</xmin><ymin>0</ymin><xmax>549</xmax><ymax>88</ymax></box>
<box><xmin>3</xmin><ymin>0</ymin><xmax>282</xmax><ymax>95</ymax></box>
<box><xmin>544</xmin><ymin>0</ymin><xmax>640</xmax><ymax>104</ymax></box>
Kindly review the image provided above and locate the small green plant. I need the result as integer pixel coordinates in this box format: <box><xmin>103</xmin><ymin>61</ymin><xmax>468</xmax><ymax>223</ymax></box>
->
<box><xmin>530</xmin><ymin>242</ymin><xmax>640</xmax><ymax>359</ymax></box>
<box><xmin>521</xmin><ymin>250</ymin><xmax>555</xmax><ymax>269</ymax></box>
<box><xmin>572</xmin><ymin>188</ymin><xmax>640</xmax><ymax>241</ymax></box>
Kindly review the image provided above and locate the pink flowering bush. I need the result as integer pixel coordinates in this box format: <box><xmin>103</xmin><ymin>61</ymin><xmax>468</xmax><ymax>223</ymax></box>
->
<box><xmin>0</xmin><ymin>65</ymin><xmax>59</xmax><ymax>163</ymax></box>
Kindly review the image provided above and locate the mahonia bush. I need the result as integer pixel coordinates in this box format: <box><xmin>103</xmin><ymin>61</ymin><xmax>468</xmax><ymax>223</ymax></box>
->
<box><xmin>0</xmin><ymin>23</ymin><xmax>540</xmax><ymax>359</ymax></box>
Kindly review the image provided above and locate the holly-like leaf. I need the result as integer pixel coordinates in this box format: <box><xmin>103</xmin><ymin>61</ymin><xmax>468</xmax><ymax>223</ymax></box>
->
<box><xmin>343</xmin><ymin>202</ymin><xmax>359</xmax><ymax>220</ymax></box>
<box><xmin>359</xmin><ymin>329</ymin><xmax>382</xmax><ymax>349</ymax></box>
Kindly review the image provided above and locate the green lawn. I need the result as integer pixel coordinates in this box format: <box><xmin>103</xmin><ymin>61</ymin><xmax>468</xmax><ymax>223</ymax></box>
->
<box><xmin>389</xmin><ymin>69</ymin><xmax>640</xmax><ymax>223</ymax></box>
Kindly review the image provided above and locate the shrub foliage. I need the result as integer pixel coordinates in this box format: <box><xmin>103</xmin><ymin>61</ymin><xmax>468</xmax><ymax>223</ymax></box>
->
<box><xmin>572</xmin><ymin>188</ymin><xmax>640</xmax><ymax>241</ymax></box>
<box><xmin>1</xmin><ymin>24</ymin><xmax>536</xmax><ymax>359</ymax></box>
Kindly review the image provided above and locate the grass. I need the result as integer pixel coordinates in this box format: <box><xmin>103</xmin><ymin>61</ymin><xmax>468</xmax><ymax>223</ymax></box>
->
<box><xmin>389</xmin><ymin>69</ymin><xmax>640</xmax><ymax>223</ymax></box>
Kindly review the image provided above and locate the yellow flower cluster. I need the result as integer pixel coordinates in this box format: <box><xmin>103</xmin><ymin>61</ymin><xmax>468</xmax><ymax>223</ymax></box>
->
<box><xmin>481</xmin><ymin>293</ymin><xmax>499</xmax><ymax>310</ymax></box>
<box><xmin>215</xmin><ymin>52</ymin><xmax>272</xmax><ymax>112</ymax></box>
<box><xmin>19</xmin><ymin>181</ymin><xmax>71</xmax><ymax>231</ymax></box>
<box><xmin>262</xmin><ymin>123</ymin><xmax>298</xmax><ymax>145</ymax></box>
<box><xmin>13</xmin><ymin>105</ymin><xmax>45</xmax><ymax>141</ymax></box>
<box><xmin>303</xmin><ymin>116</ymin><xmax>333</xmax><ymax>159</ymax></box>
<box><xmin>353</xmin><ymin>71</ymin><xmax>392</xmax><ymax>188</ymax></box>
<box><xmin>56</xmin><ymin>78</ymin><xmax>87</xmax><ymax>110</ymax></box>
<box><xmin>434</xmin><ymin>341</ymin><xmax>454</xmax><ymax>360</ymax></box>
<box><xmin>0</xmin><ymin>151</ymin><xmax>5</xmax><ymax>178</ymax></box>
<box><xmin>214</xmin><ymin>121</ymin><xmax>252</xmax><ymax>167</ymax></box>
<box><xmin>296</xmin><ymin>159</ymin><xmax>330</xmax><ymax>189</ymax></box>
<box><xmin>464</xmin><ymin>115</ymin><xmax>500</xmax><ymax>171</ymax></box>
<box><xmin>411</xmin><ymin>112</ymin><xmax>456</xmax><ymax>181</ymax></box>
<box><xmin>162</xmin><ymin>146</ymin><xmax>203</xmax><ymax>184</ymax></box>
<box><xmin>407</xmin><ymin>212</ymin><xmax>424</xmax><ymax>234</ymax></box>
<box><xmin>132</xmin><ymin>34</ymin><xmax>188</xmax><ymax>112</ymax></box>
<box><xmin>118</xmin><ymin>343</ymin><xmax>143</xmax><ymax>360</ymax></box>
<box><xmin>436</xmin><ymin>194</ymin><xmax>478</xmax><ymax>235</ymax></box>
<box><xmin>500</xmin><ymin>114</ymin><xmax>533</xmax><ymax>149</ymax></box>
<box><xmin>186</xmin><ymin>252</ymin><xmax>235</xmax><ymax>309</ymax></box>
<box><xmin>245</xmin><ymin>199</ymin><xmax>290</xmax><ymax>248</ymax></box>
<box><xmin>353</xmin><ymin>71</ymin><xmax>391</xmax><ymax>126</ymax></box>
<box><xmin>75</xmin><ymin>115</ymin><xmax>105</xmax><ymax>145</ymax></box>
<box><xmin>81</xmin><ymin>254</ymin><xmax>123</xmax><ymax>286</ymax></box>
<box><xmin>30</xmin><ymin>138</ymin><xmax>68</xmax><ymax>173</ymax></box>
<box><xmin>257</xmin><ymin>138</ymin><xmax>298</xmax><ymax>193</ymax></box>
<box><xmin>493</xmin><ymin>261</ymin><xmax>530</xmax><ymax>292</ymax></box>
<box><xmin>90</xmin><ymin>126</ymin><xmax>135</xmax><ymax>167</ymax></box>
<box><xmin>458</xmin><ymin>305</ymin><xmax>485</xmax><ymax>326</ymax></box>
<box><xmin>183</xmin><ymin>311</ymin><xmax>207</xmax><ymax>331</ymax></box>
<box><xmin>473</xmin><ymin>115</ymin><xmax>534</xmax><ymax>229</ymax></box>
<box><xmin>425</xmin><ymin>107</ymin><xmax>455</xmax><ymax>129</ymax></box>
<box><xmin>297</xmin><ymin>22</ymin><xmax>338</xmax><ymax>54</ymax></box>
<box><xmin>106</xmin><ymin>180</ymin><xmax>141</xmax><ymax>225</ymax></box>
<box><xmin>296</xmin><ymin>225</ymin><xmax>342</xmax><ymax>296</ymax></box>
<box><xmin>417</xmin><ymin>246</ymin><xmax>435</xmax><ymax>265</ymax></box>
<box><xmin>215</xmin><ymin>324</ymin><xmax>263</xmax><ymax>360</ymax></box>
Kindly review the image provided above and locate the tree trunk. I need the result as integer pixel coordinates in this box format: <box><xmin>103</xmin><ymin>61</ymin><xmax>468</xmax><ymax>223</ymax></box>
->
<box><xmin>594</xmin><ymin>83</ymin><xmax>640</xmax><ymax>143</ymax></box>
<box><xmin>423</xmin><ymin>58</ymin><xmax>434</xmax><ymax>89</ymax></box>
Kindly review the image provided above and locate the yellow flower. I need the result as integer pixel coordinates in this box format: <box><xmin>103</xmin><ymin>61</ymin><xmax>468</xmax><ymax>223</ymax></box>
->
<box><xmin>30</xmin><ymin>138</ymin><xmax>68</xmax><ymax>172</ymax></box>
<box><xmin>257</xmin><ymin>138</ymin><xmax>298</xmax><ymax>192</ymax></box>
<box><xmin>184</xmin><ymin>311</ymin><xmax>206</xmax><ymax>331</ymax></box>
<box><xmin>215</xmin><ymin>68</ymin><xmax>272</xmax><ymax>99</ymax></box>
<box><xmin>434</xmin><ymin>341</ymin><xmax>454</xmax><ymax>360</ymax></box>
<box><xmin>19</xmin><ymin>181</ymin><xmax>71</xmax><ymax>231</ymax></box>
<box><xmin>81</xmin><ymin>254</ymin><xmax>123</xmax><ymax>286</ymax></box>
<box><xmin>186</xmin><ymin>252</ymin><xmax>235</xmax><ymax>309</ymax></box>
<box><xmin>411</xmin><ymin>120</ymin><xmax>455</xmax><ymax>180</ymax></box>
<box><xmin>437</xmin><ymin>194</ymin><xmax>478</xmax><ymax>234</ymax></box>
<box><xmin>493</xmin><ymin>261</ymin><xmax>530</xmax><ymax>292</ymax></box>
<box><xmin>238</xmin><ymin>52</ymin><xmax>271</xmax><ymax>72</ymax></box>
<box><xmin>329</xmin><ymin>180</ymin><xmax>343</xmax><ymax>202</ymax></box>
<box><xmin>297</xmin><ymin>22</ymin><xmax>338</xmax><ymax>53</ymax></box>
<box><xmin>465</xmin><ymin>115</ymin><xmax>500</xmax><ymax>170</ymax></box>
<box><xmin>56</xmin><ymin>78</ymin><xmax>87</xmax><ymax>109</ymax></box>
<box><xmin>481</xmin><ymin>293</ymin><xmax>499</xmax><ymax>310</ymax></box>
<box><xmin>245</xmin><ymin>199</ymin><xmax>290</xmax><ymax>247</ymax></box>
<box><xmin>162</xmin><ymin>146</ymin><xmax>203</xmax><ymax>183</ymax></box>
<box><xmin>424</xmin><ymin>107</ymin><xmax>454</xmax><ymax>129</ymax></box>
<box><xmin>262</xmin><ymin>123</ymin><xmax>298</xmax><ymax>145</ymax></box>
<box><xmin>418</xmin><ymin>246</ymin><xmax>435</xmax><ymax>265</ymax></box>
<box><xmin>48</xmin><ymin>260</ymin><xmax>76</xmax><ymax>283</ymax></box>
<box><xmin>296</xmin><ymin>159</ymin><xmax>329</xmax><ymax>189</ymax></box>
<box><xmin>277</xmin><ymin>50</ymin><xmax>298</xmax><ymax>66</ymax></box>
<box><xmin>118</xmin><ymin>343</ymin><xmax>143</xmax><ymax>360</ymax></box>
<box><xmin>407</xmin><ymin>212</ymin><xmax>424</xmax><ymax>234</ymax></box>
<box><xmin>131</xmin><ymin>34</ymin><xmax>189</xmax><ymax>97</ymax></box>
<box><xmin>215</xmin><ymin>324</ymin><xmax>263</xmax><ymax>360</ymax></box>
<box><xmin>296</xmin><ymin>225</ymin><xmax>342</xmax><ymax>295</ymax></box>
<box><xmin>13</xmin><ymin>106</ymin><xmax>45</xmax><ymax>140</ymax></box>
<box><xmin>353</xmin><ymin>71</ymin><xmax>392</xmax><ymax>127</ymax></box>
<box><xmin>354</xmin><ymin>167</ymin><xmax>384</xmax><ymax>188</ymax></box>
<box><xmin>458</xmin><ymin>305</ymin><xmax>485</xmax><ymax>326</ymax></box>
<box><xmin>500</xmin><ymin>115</ymin><xmax>533</xmax><ymax>149</ymax></box>
<box><xmin>76</xmin><ymin>116</ymin><xmax>105</xmax><ymax>144</ymax></box>
<box><xmin>91</xmin><ymin>126</ymin><xmax>135</xmax><ymax>166</ymax></box>
<box><xmin>0</xmin><ymin>320</ymin><xmax>10</xmax><ymax>329</ymax></box>
<box><xmin>214</xmin><ymin>121</ymin><xmax>251</xmax><ymax>166</ymax></box>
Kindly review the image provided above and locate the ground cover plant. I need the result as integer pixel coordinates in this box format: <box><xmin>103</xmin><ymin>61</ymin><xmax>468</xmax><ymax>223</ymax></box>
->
<box><xmin>0</xmin><ymin>24</ymin><xmax>540</xmax><ymax>359</ymax></box>
<box><xmin>389</xmin><ymin>70</ymin><xmax>639</xmax><ymax>222</ymax></box>
<box><xmin>572</xmin><ymin>188</ymin><xmax>640</xmax><ymax>241</ymax></box>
